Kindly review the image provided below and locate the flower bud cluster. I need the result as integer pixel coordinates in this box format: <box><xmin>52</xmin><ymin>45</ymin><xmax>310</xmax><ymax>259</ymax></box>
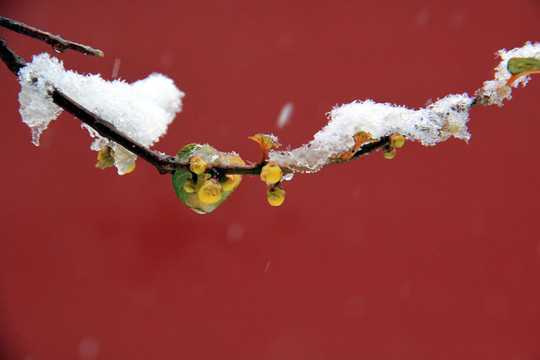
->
<box><xmin>258</xmin><ymin>162</ymin><xmax>286</xmax><ymax>206</ymax></box>
<box><xmin>184</xmin><ymin>156</ymin><xmax>243</xmax><ymax>205</ymax></box>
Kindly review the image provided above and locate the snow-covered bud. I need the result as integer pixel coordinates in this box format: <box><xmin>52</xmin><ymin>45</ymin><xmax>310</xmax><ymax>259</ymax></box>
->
<box><xmin>260</xmin><ymin>163</ymin><xmax>283</xmax><ymax>184</ymax></box>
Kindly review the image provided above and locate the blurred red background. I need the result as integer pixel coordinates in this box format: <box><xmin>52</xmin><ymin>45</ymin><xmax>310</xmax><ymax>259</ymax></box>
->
<box><xmin>1</xmin><ymin>1</ymin><xmax>539</xmax><ymax>359</ymax></box>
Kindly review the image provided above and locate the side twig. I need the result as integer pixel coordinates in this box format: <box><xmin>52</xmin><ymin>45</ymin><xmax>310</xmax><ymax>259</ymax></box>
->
<box><xmin>0</xmin><ymin>16</ymin><xmax>104</xmax><ymax>57</ymax></box>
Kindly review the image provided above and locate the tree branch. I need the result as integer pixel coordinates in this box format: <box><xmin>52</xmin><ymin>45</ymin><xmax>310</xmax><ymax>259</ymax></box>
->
<box><xmin>0</xmin><ymin>16</ymin><xmax>104</xmax><ymax>57</ymax></box>
<box><xmin>3</xmin><ymin>17</ymin><xmax>538</xmax><ymax>212</ymax></box>
<box><xmin>0</xmin><ymin>24</ymin><xmax>392</xmax><ymax>177</ymax></box>
<box><xmin>50</xmin><ymin>89</ymin><xmax>182</xmax><ymax>174</ymax></box>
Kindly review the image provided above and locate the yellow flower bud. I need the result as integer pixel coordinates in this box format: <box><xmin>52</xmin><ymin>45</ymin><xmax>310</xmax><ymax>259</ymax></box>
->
<box><xmin>95</xmin><ymin>147</ymin><xmax>115</xmax><ymax>169</ymax></box>
<box><xmin>198</xmin><ymin>179</ymin><xmax>223</xmax><ymax>204</ymax></box>
<box><xmin>183</xmin><ymin>180</ymin><xmax>197</xmax><ymax>193</ymax></box>
<box><xmin>390</xmin><ymin>134</ymin><xmax>405</xmax><ymax>148</ymax></box>
<box><xmin>267</xmin><ymin>187</ymin><xmax>285</xmax><ymax>207</ymax></box>
<box><xmin>190</xmin><ymin>156</ymin><xmax>207</xmax><ymax>175</ymax></box>
<box><xmin>124</xmin><ymin>162</ymin><xmax>136</xmax><ymax>174</ymax></box>
<box><xmin>220</xmin><ymin>175</ymin><xmax>238</xmax><ymax>192</ymax></box>
<box><xmin>383</xmin><ymin>146</ymin><xmax>396</xmax><ymax>159</ymax></box>
<box><xmin>260</xmin><ymin>163</ymin><xmax>283</xmax><ymax>184</ymax></box>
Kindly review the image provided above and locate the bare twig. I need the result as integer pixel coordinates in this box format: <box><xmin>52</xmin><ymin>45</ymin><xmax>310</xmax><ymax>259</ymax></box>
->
<box><xmin>0</xmin><ymin>16</ymin><xmax>104</xmax><ymax>57</ymax></box>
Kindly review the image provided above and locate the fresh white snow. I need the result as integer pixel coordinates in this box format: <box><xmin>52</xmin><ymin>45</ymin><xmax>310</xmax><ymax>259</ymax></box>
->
<box><xmin>18</xmin><ymin>53</ymin><xmax>184</xmax><ymax>174</ymax></box>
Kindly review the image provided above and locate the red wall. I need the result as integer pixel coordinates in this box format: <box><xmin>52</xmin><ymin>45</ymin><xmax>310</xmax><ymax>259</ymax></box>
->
<box><xmin>1</xmin><ymin>1</ymin><xmax>539</xmax><ymax>359</ymax></box>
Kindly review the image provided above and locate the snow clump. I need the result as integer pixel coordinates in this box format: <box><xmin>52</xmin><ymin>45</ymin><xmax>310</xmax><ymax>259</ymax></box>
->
<box><xmin>18</xmin><ymin>53</ymin><xmax>184</xmax><ymax>174</ymax></box>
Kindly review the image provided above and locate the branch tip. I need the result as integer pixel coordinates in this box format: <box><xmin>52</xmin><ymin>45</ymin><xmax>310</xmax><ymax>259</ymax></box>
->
<box><xmin>0</xmin><ymin>16</ymin><xmax>104</xmax><ymax>57</ymax></box>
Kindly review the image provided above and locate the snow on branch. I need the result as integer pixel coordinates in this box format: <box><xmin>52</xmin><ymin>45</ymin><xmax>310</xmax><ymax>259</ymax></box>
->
<box><xmin>268</xmin><ymin>42</ymin><xmax>540</xmax><ymax>173</ymax></box>
<box><xmin>18</xmin><ymin>53</ymin><xmax>184</xmax><ymax>174</ymax></box>
<box><xmin>1</xmin><ymin>15</ymin><xmax>538</xmax><ymax>212</ymax></box>
<box><xmin>269</xmin><ymin>94</ymin><xmax>472</xmax><ymax>172</ymax></box>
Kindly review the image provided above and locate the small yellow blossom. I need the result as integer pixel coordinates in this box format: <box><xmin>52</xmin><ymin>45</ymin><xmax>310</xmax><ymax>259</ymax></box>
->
<box><xmin>198</xmin><ymin>179</ymin><xmax>223</xmax><ymax>204</ymax></box>
<box><xmin>267</xmin><ymin>186</ymin><xmax>285</xmax><ymax>207</ymax></box>
<box><xmin>390</xmin><ymin>134</ymin><xmax>405</xmax><ymax>148</ymax></box>
<box><xmin>190</xmin><ymin>156</ymin><xmax>207</xmax><ymax>175</ymax></box>
<box><xmin>220</xmin><ymin>175</ymin><xmax>240</xmax><ymax>192</ymax></box>
<box><xmin>260</xmin><ymin>163</ymin><xmax>283</xmax><ymax>184</ymax></box>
